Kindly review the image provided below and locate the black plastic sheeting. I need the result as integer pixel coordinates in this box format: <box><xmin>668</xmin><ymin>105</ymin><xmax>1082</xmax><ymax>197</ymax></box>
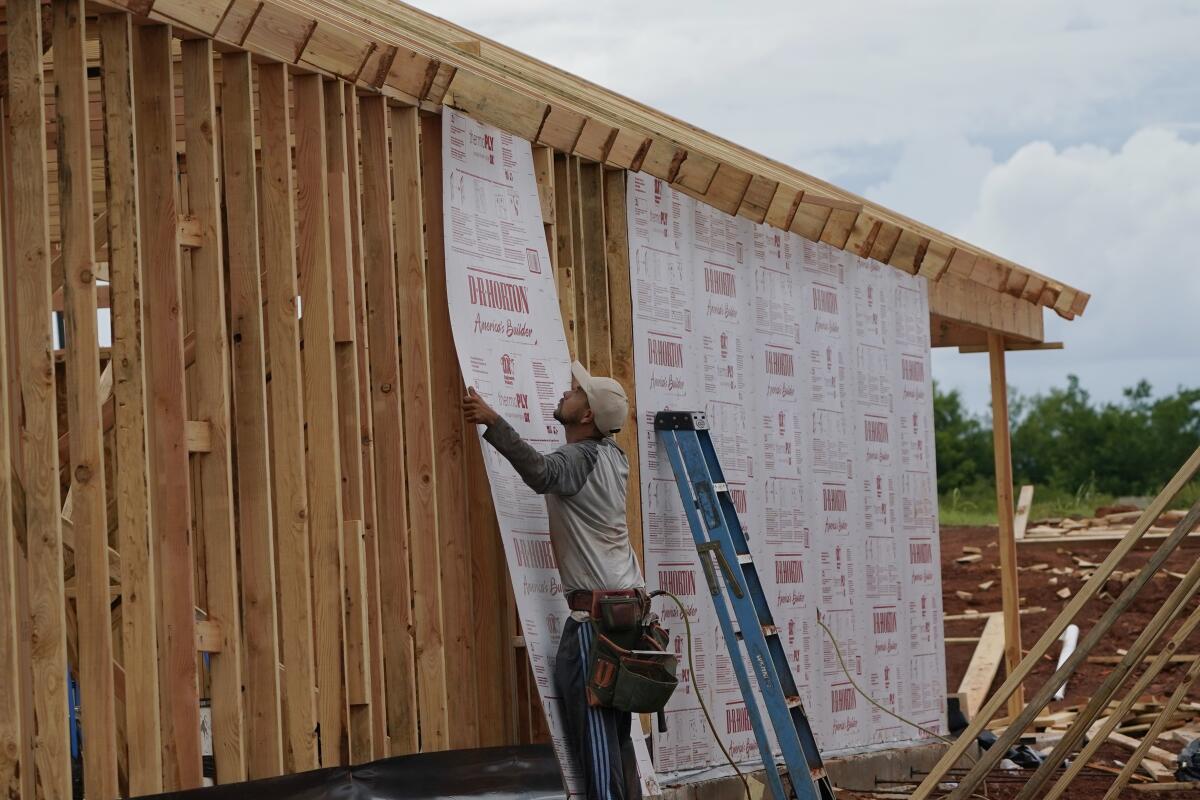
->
<box><xmin>136</xmin><ymin>745</ymin><xmax>568</xmax><ymax>800</ymax></box>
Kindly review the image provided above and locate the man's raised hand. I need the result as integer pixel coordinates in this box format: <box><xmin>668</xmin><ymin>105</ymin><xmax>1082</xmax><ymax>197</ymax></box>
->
<box><xmin>463</xmin><ymin>386</ymin><xmax>501</xmax><ymax>426</ymax></box>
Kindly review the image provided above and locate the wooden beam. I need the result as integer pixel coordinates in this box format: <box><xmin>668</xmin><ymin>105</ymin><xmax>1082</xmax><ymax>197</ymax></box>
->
<box><xmin>258</xmin><ymin>61</ymin><xmax>319</xmax><ymax>773</ymax></box>
<box><xmin>1013</xmin><ymin>485</ymin><xmax>1034</xmax><ymax>541</ymax></box>
<box><xmin>579</xmin><ymin>163</ymin><xmax>610</xmax><ymax>374</ymax></box>
<box><xmin>443</xmin><ymin>67</ymin><xmax>548</xmax><ymax>141</ymax></box>
<box><xmin>53</xmin><ymin>2</ymin><xmax>119</xmax><ymax>797</ymax></box>
<box><xmin>343</xmin><ymin>82</ymin><xmax>388</xmax><ymax>760</ymax></box>
<box><xmin>421</xmin><ymin>112</ymin><xmax>480</xmax><ymax>750</ymax></box>
<box><xmin>134</xmin><ymin>22</ymin><xmax>203</xmax><ymax>791</ymax></box>
<box><xmin>957</xmin><ymin>613</ymin><xmax>1005</xmax><ymax>720</ymax></box>
<box><xmin>553</xmin><ymin>153</ymin><xmax>578</xmax><ymax>359</ymax></box>
<box><xmin>390</xmin><ymin>105</ymin><xmax>448</xmax><ymax>752</ymax></box>
<box><xmin>324</xmin><ymin>77</ymin><xmax>373</xmax><ymax>764</ymax></box>
<box><xmin>101</xmin><ymin>14</ymin><xmax>164</xmax><ymax>791</ymax></box>
<box><xmin>958</xmin><ymin>341</ymin><xmax>1063</xmax><ymax>354</ymax></box>
<box><xmin>987</xmin><ymin>333</ymin><xmax>1024</xmax><ymax>721</ymax></box>
<box><xmin>0</xmin><ymin>92</ymin><xmax>24</xmax><ymax>800</ymax></box>
<box><xmin>358</xmin><ymin>96</ymin><xmax>418</xmax><ymax>755</ymax></box>
<box><xmin>181</xmin><ymin>37</ymin><xmax>247</xmax><ymax>784</ymax></box>
<box><xmin>219</xmin><ymin>49</ymin><xmax>284</xmax><ymax>780</ymax></box>
<box><xmin>10</xmin><ymin>0</ymin><xmax>71</xmax><ymax>792</ymax></box>
<box><xmin>294</xmin><ymin>72</ymin><xmax>349</xmax><ymax>767</ymax></box>
<box><xmin>570</xmin><ymin>157</ymin><xmax>589</xmax><ymax>365</ymax></box>
<box><xmin>929</xmin><ymin>272</ymin><xmax>1044</xmax><ymax>343</ymax></box>
<box><xmin>194</xmin><ymin>620</ymin><xmax>223</xmax><ymax>654</ymax></box>
<box><xmin>602</xmin><ymin>168</ymin><xmax>644</xmax><ymax>562</ymax></box>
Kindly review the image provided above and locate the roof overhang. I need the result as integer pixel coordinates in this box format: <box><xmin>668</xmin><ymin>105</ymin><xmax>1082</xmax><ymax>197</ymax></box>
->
<box><xmin>52</xmin><ymin>0</ymin><xmax>1088</xmax><ymax>340</ymax></box>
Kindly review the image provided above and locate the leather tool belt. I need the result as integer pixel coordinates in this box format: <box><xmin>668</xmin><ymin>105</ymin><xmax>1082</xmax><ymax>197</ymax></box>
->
<box><xmin>566</xmin><ymin>588</ymin><xmax>648</xmax><ymax>620</ymax></box>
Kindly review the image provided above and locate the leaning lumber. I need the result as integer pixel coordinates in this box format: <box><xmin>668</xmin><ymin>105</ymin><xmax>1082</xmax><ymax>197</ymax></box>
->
<box><xmin>1103</xmin><ymin>643</ymin><xmax>1200</xmax><ymax>799</ymax></box>
<box><xmin>1046</xmin><ymin>606</ymin><xmax>1200</xmax><ymax>796</ymax></box>
<box><xmin>910</xmin><ymin>445</ymin><xmax>1200</xmax><ymax>800</ymax></box>
<box><xmin>1013</xmin><ymin>499</ymin><xmax>1200</xmax><ymax>800</ymax></box>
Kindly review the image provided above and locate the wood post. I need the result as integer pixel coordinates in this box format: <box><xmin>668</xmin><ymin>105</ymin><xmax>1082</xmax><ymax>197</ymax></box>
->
<box><xmin>324</xmin><ymin>78</ymin><xmax>374</xmax><ymax>764</ymax></box>
<box><xmin>258</xmin><ymin>62</ymin><xmax>319</xmax><ymax>773</ymax></box>
<box><xmin>9</xmin><ymin>1</ymin><xmax>72</xmax><ymax>794</ymax></box>
<box><xmin>602</xmin><ymin>168</ymin><xmax>644</xmax><ymax>560</ymax></box>
<box><xmin>420</xmin><ymin>112</ymin><xmax>481</xmax><ymax>751</ymax></box>
<box><xmin>219</xmin><ymin>50</ymin><xmax>285</xmax><ymax>780</ymax></box>
<box><xmin>342</xmin><ymin>84</ymin><xmax>389</xmax><ymax>759</ymax></box>
<box><xmin>579</xmin><ymin>163</ymin><xmax>610</xmax><ymax>375</ymax></box>
<box><xmin>134</xmin><ymin>22</ymin><xmax>203</xmax><ymax>790</ymax></box>
<box><xmin>294</xmin><ymin>72</ymin><xmax>350</xmax><ymax>768</ymax></box>
<box><xmin>99</xmin><ymin>15</ymin><xmax>164</xmax><ymax>793</ymax></box>
<box><xmin>987</xmin><ymin>332</ymin><xmax>1024</xmax><ymax>719</ymax></box>
<box><xmin>0</xmin><ymin>93</ymin><xmax>24</xmax><ymax>800</ymax></box>
<box><xmin>390</xmin><ymin>105</ymin><xmax>449</xmax><ymax>751</ymax></box>
<box><xmin>553</xmin><ymin>154</ymin><xmax>578</xmax><ymax>359</ymax></box>
<box><xmin>181</xmin><ymin>37</ymin><xmax>247</xmax><ymax>783</ymax></box>
<box><xmin>358</xmin><ymin>96</ymin><xmax>418</xmax><ymax>755</ymax></box>
<box><xmin>54</xmin><ymin>1</ymin><xmax>119</xmax><ymax>796</ymax></box>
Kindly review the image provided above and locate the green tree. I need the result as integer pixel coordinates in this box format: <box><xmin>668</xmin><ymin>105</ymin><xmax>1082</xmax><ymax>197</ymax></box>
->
<box><xmin>933</xmin><ymin>381</ymin><xmax>993</xmax><ymax>491</ymax></box>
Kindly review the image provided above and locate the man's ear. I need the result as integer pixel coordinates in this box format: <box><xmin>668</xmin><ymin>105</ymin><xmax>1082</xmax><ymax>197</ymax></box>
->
<box><xmin>579</xmin><ymin>405</ymin><xmax>595</xmax><ymax>426</ymax></box>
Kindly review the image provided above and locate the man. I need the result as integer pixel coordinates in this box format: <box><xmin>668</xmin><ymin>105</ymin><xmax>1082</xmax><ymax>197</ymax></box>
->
<box><xmin>463</xmin><ymin>361</ymin><xmax>643</xmax><ymax>800</ymax></box>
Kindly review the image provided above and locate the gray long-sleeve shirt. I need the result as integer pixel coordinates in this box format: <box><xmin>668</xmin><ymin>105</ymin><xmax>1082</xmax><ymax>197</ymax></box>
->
<box><xmin>483</xmin><ymin>418</ymin><xmax>644</xmax><ymax>596</ymax></box>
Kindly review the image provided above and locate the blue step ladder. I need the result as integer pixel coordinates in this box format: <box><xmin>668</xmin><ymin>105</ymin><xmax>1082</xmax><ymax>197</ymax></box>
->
<box><xmin>655</xmin><ymin>410</ymin><xmax>835</xmax><ymax>800</ymax></box>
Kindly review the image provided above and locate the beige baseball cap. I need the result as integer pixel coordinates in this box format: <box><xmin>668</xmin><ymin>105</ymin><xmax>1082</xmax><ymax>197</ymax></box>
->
<box><xmin>571</xmin><ymin>361</ymin><xmax>628</xmax><ymax>436</ymax></box>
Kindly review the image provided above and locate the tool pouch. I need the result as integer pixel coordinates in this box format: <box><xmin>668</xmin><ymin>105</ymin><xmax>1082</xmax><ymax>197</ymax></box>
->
<box><xmin>596</xmin><ymin>595</ymin><xmax>643</xmax><ymax>639</ymax></box>
<box><xmin>586</xmin><ymin>616</ymin><xmax>678</xmax><ymax>714</ymax></box>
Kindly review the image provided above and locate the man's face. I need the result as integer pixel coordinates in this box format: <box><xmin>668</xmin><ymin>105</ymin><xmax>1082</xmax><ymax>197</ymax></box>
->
<box><xmin>554</xmin><ymin>379</ymin><xmax>591</xmax><ymax>426</ymax></box>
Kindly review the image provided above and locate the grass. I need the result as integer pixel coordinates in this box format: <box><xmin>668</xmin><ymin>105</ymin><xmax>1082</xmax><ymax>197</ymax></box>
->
<box><xmin>937</xmin><ymin>479</ymin><xmax>1200</xmax><ymax>528</ymax></box>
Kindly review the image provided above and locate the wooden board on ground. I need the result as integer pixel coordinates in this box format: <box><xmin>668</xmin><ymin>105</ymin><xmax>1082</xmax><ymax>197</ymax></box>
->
<box><xmin>957</xmin><ymin>612</ymin><xmax>1005</xmax><ymax>720</ymax></box>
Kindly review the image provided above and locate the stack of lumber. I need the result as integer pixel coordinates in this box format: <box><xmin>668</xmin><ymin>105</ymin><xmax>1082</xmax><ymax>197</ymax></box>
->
<box><xmin>989</xmin><ymin>699</ymin><xmax>1200</xmax><ymax>786</ymax></box>
<box><xmin>1021</xmin><ymin>509</ymin><xmax>1192</xmax><ymax>544</ymax></box>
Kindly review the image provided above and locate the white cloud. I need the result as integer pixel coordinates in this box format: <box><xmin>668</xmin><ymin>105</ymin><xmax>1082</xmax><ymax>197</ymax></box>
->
<box><xmin>411</xmin><ymin>0</ymin><xmax>1200</xmax><ymax>184</ymax></box>
<box><xmin>930</xmin><ymin>127</ymin><xmax>1200</xmax><ymax>411</ymax></box>
<box><xmin>410</xmin><ymin>1</ymin><xmax>1200</xmax><ymax>410</ymax></box>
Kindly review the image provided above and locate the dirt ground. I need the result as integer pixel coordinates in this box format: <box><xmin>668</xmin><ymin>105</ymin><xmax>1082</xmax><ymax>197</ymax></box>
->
<box><xmin>839</xmin><ymin>523</ymin><xmax>1200</xmax><ymax>799</ymax></box>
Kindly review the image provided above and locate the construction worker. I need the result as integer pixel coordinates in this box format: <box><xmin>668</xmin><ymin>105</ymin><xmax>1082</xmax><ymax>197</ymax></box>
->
<box><xmin>464</xmin><ymin>361</ymin><xmax>644</xmax><ymax>800</ymax></box>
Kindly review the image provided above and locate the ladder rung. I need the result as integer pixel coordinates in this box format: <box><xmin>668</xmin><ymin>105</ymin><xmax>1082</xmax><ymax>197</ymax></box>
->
<box><xmin>737</xmin><ymin>553</ymin><xmax>753</xmax><ymax>565</ymax></box>
<box><xmin>712</xmin><ymin>482</ymin><xmax>728</xmax><ymax>492</ymax></box>
<box><xmin>786</xmin><ymin>695</ymin><xmax>802</xmax><ymax>709</ymax></box>
<box><xmin>762</xmin><ymin>624</ymin><xmax>779</xmax><ymax>637</ymax></box>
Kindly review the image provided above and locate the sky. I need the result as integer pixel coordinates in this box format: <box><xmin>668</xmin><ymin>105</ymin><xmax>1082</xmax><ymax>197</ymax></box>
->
<box><xmin>407</xmin><ymin>0</ymin><xmax>1200</xmax><ymax>415</ymax></box>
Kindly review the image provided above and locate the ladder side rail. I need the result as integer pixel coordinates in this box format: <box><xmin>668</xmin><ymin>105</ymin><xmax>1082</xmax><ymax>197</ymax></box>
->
<box><xmin>657</xmin><ymin>430</ymin><xmax>789</xmax><ymax>800</ymax></box>
<box><xmin>675</xmin><ymin>433</ymin><xmax>823</xmax><ymax>800</ymax></box>
<box><xmin>691</xmin><ymin>426</ymin><xmax>829</xmax><ymax>774</ymax></box>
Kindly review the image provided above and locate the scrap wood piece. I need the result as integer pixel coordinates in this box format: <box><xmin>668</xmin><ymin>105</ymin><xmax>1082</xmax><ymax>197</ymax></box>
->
<box><xmin>1108</xmin><ymin>731</ymin><xmax>1177</xmax><ymax>770</ymax></box>
<box><xmin>955</xmin><ymin>553</ymin><xmax>983</xmax><ymax>564</ymax></box>
<box><xmin>1014</xmin><ymin>485</ymin><xmax>1034</xmax><ymax>540</ymax></box>
<box><xmin>1132</xmin><ymin>783</ymin><xmax>1200</xmax><ymax>793</ymax></box>
<box><xmin>958</xmin><ymin>612</ymin><xmax>1005</xmax><ymax>719</ymax></box>
<box><xmin>1089</xmin><ymin>655</ymin><xmax>1200</xmax><ymax>665</ymax></box>
<box><xmin>1087</xmin><ymin>762</ymin><xmax>1154</xmax><ymax>783</ymax></box>
<box><xmin>943</xmin><ymin>606</ymin><xmax>1046</xmax><ymax>622</ymax></box>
